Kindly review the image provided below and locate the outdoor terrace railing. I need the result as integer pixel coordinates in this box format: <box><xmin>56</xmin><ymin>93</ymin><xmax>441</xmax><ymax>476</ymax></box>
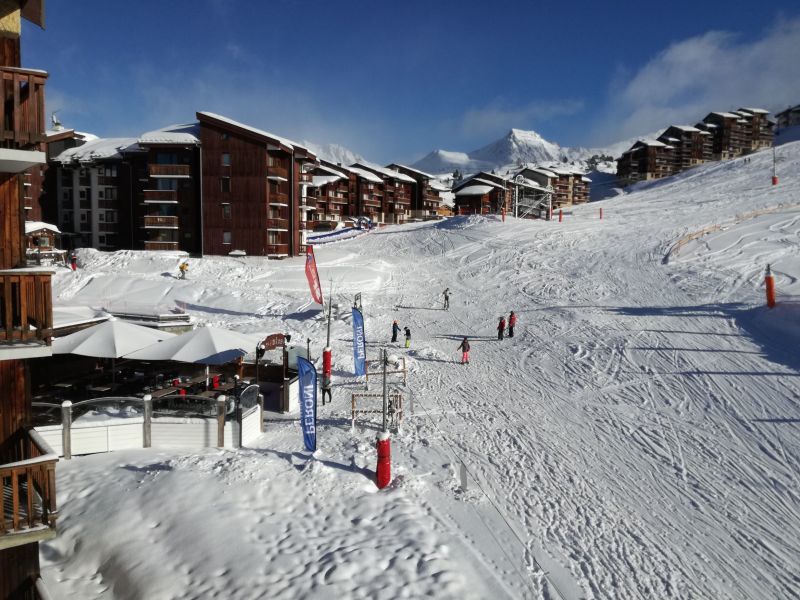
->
<box><xmin>268</xmin><ymin>165</ymin><xmax>288</xmax><ymax>179</ymax></box>
<box><xmin>142</xmin><ymin>215</ymin><xmax>179</xmax><ymax>228</ymax></box>
<box><xmin>269</xmin><ymin>191</ymin><xmax>289</xmax><ymax>205</ymax></box>
<box><xmin>1</xmin><ymin>427</ymin><xmax>58</xmax><ymax>541</ymax></box>
<box><xmin>143</xmin><ymin>189</ymin><xmax>177</xmax><ymax>202</ymax></box>
<box><xmin>149</xmin><ymin>164</ymin><xmax>191</xmax><ymax>177</ymax></box>
<box><xmin>0</xmin><ymin>66</ymin><xmax>48</xmax><ymax>150</ymax></box>
<box><xmin>0</xmin><ymin>270</ymin><xmax>53</xmax><ymax>345</ymax></box>
<box><xmin>266</xmin><ymin>243</ymin><xmax>289</xmax><ymax>255</ymax></box>
<box><xmin>266</xmin><ymin>218</ymin><xmax>289</xmax><ymax>230</ymax></box>
<box><xmin>144</xmin><ymin>241</ymin><xmax>179</xmax><ymax>251</ymax></box>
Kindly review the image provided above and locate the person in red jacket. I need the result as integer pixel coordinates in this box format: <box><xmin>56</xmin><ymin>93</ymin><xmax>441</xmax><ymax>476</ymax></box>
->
<box><xmin>457</xmin><ymin>337</ymin><xmax>470</xmax><ymax>364</ymax></box>
<box><xmin>508</xmin><ymin>311</ymin><xmax>517</xmax><ymax>337</ymax></box>
<box><xmin>497</xmin><ymin>316</ymin><xmax>506</xmax><ymax>340</ymax></box>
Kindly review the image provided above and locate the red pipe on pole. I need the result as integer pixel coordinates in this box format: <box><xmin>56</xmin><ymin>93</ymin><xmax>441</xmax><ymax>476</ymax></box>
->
<box><xmin>765</xmin><ymin>264</ymin><xmax>776</xmax><ymax>308</ymax></box>
<box><xmin>376</xmin><ymin>431</ymin><xmax>391</xmax><ymax>489</ymax></box>
<box><xmin>558</xmin><ymin>209</ymin><xmax>563</xmax><ymax>223</ymax></box>
<box><xmin>599</xmin><ymin>207</ymin><xmax>603</xmax><ymax>220</ymax></box>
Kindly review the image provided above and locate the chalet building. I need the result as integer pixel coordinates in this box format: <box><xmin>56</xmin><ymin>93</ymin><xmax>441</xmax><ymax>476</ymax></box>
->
<box><xmin>350</xmin><ymin>161</ymin><xmax>415</xmax><ymax>224</ymax></box>
<box><xmin>41</xmin><ymin>124</ymin><xmax>91</xmax><ymax>227</ymax></box>
<box><xmin>0</xmin><ymin>2</ymin><xmax>61</xmax><ymax>598</ymax></box>
<box><xmin>431</xmin><ymin>180</ymin><xmax>454</xmax><ymax>217</ymax></box>
<box><xmin>700</xmin><ymin>112</ymin><xmax>749</xmax><ymax>160</ymax></box>
<box><xmin>196</xmin><ymin>112</ymin><xmax>317</xmax><ymax>258</ymax></box>
<box><xmin>734</xmin><ymin>108</ymin><xmax>774</xmax><ymax>152</ymax></box>
<box><xmin>656</xmin><ymin>125</ymin><xmax>713</xmax><ymax>173</ymax></box>
<box><xmin>306</xmin><ymin>161</ymin><xmax>354</xmax><ymax>225</ymax></box>
<box><xmin>775</xmin><ymin>104</ymin><xmax>800</xmax><ymax>129</ymax></box>
<box><xmin>386</xmin><ymin>163</ymin><xmax>441</xmax><ymax>220</ymax></box>
<box><xmin>452</xmin><ymin>172</ymin><xmax>509</xmax><ymax>215</ymax></box>
<box><xmin>345</xmin><ymin>164</ymin><xmax>385</xmax><ymax>223</ymax></box>
<box><xmin>616</xmin><ymin>140</ymin><xmax>674</xmax><ymax>186</ymax></box>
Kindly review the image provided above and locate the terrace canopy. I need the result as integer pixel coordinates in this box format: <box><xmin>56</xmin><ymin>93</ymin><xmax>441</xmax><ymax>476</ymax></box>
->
<box><xmin>53</xmin><ymin>317</ymin><xmax>175</xmax><ymax>359</ymax></box>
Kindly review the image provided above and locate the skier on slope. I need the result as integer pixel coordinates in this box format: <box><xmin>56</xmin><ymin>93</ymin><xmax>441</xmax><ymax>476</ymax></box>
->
<box><xmin>508</xmin><ymin>311</ymin><xmax>517</xmax><ymax>338</ymax></box>
<box><xmin>321</xmin><ymin>373</ymin><xmax>332</xmax><ymax>405</ymax></box>
<box><xmin>391</xmin><ymin>319</ymin><xmax>401</xmax><ymax>343</ymax></box>
<box><xmin>178</xmin><ymin>261</ymin><xmax>189</xmax><ymax>280</ymax></box>
<box><xmin>443</xmin><ymin>288</ymin><xmax>450</xmax><ymax>310</ymax></box>
<box><xmin>457</xmin><ymin>337</ymin><xmax>470</xmax><ymax>364</ymax></box>
<box><xmin>404</xmin><ymin>326</ymin><xmax>411</xmax><ymax>349</ymax></box>
<box><xmin>497</xmin><ymin>316</ymin><xmax>506</xmax><ymax>340</ymax></box>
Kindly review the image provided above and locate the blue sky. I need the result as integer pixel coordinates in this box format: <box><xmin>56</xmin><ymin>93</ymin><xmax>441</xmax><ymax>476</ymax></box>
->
<box><xmin>23</xmin><ymin>0</ymin><xmax>800</xmax><ymax>163</ymax></box>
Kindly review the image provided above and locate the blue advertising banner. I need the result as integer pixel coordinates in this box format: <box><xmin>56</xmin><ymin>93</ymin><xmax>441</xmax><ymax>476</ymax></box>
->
<box><xmin>352</xmin><ymin>307</ymin><xmax>366</xmax><ymax>376</ymax></box>
<box><xmin>297</xmin><ymin>357</ymin><xmax>317</xmax><ymax>452</ymax></box>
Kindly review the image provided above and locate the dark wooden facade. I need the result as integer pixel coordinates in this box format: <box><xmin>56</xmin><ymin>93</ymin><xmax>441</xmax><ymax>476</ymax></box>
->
<box><xmin>735</xmin><ymin>108</ymin><xmax>773</xmax><ymax>152</ymax></box>
<box><xmin>657</xmin><ymin>126</ymin><xmax>712</xmax><ymax>173</ymax></box>
<box><xmin>0</xmin><ymin>4</ymin><xmax>59</xmax><ymax>598</ymax></box>
<box><xmin>388</xmin><ymin>164</ymin><xmax>442</xmax><ymax>219</ymax></box>
<box><xmin>701</xmin><ymin>112</ymin><xmax>748</xmax><ymax>160</ymax></box>
<box><xmin>616</xmin><ymin>141</ymin><xmax>674</xmax><ymax>186</ymax></box>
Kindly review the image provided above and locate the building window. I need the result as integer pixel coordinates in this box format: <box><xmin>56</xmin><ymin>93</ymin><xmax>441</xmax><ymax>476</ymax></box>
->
<box><xmin>222</xmin><ymin>153</ymin><xmax>231</xmax><ymax>166</ymax></box>
<box><xmin>79</xmin><ymin>190</ymin><xmax>87</xmax><ymax>199</ymax></box>
<box><xmin>222</xmin><ymin>132</ymin><xmax>229</xmax><ymax>140</ymax></box>
<box><xmin>223</xmin><ymin>231</ymin><xmax>232</xmax><ymax>244</ymax></box>
<box><xmin>220</xmin><ymin>177</ymin><xmax>230</xmax><ymax>193</ymax></box>
<box><xmin>222</xmin><ymin>204</ymin><xmax>231</xmax><ymax>219</ymax></box>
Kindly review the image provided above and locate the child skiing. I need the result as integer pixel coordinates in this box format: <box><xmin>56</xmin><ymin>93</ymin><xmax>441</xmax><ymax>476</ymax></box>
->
<box><xmin>457</xmin><ymin>337</ymin><xmax>470</xmax><ymax>364</ymax></box>
<box><xmin>321</xmin><ymin>373</ymin><xmax>332</xmax><ymax>405</ymax></box>
<box><xmin>508</xmin><ymin>311</ymin><xmax>517</xmax><ymax>337</ymax></box>
<box><xmin>404</xmin><ymin>326</ymin><xmax>411</xmax><ymax>348</ymax></box>
<box><xmin>392</xmin><ymin>320</ymin><xmax>401</xmax><ymax>343</ymax></box>
<box><xmin>497</xmin><ymin>316</ymin><xmax>506</xmax><ymax>340</ymax></box>
<box><xmin>178</xmin><ymin>261</ymin><xmax>189</xmax><ymax>280</ymax></box>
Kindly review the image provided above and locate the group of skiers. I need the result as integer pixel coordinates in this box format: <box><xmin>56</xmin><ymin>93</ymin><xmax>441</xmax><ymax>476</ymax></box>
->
<box><xmin>391</xmin><ymin>320</ymin><xmax>412</xmax><ymax>348</ymax></box>
<box><xmin>497</xmin><ymin>311</ymin><xmax>516</xmax><ymax>340</ymax></box>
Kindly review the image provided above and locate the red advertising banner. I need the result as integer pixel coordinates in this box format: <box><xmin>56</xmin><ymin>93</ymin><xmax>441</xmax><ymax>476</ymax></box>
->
<box><xmin>305</xmin><ymin>246</ymin><xmax>324</xmax><ymax>305</ymax></box>
<box><xmin>264</xmin><ymin>334</ymin><xmax>285</xmax><ymax>351</ymax></box>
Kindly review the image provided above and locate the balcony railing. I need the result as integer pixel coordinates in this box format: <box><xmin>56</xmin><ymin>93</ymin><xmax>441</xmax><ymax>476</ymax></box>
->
<box><xmin>266</xmin><ymin>218</ymin><xmax>289</xmax><ymax>230</ymax></box>
<box><xmin>0</xmin><ymin>67</ymin><xmax>48</xmax><ymax>150</ymax></box>
<box><xmin>149</xmin><ymin>164</ymin><xmax>191</xmax><ymax>178</ymax></box>
<box><xmin>143</xmin><ymin>189</ymin><xmax>177</xmax><ymax>202</ymax></box>
<box><xmin>142</xmin><ymin>215</ymin><xmax>179</xmax><ymax>228</ymax></box>
<box><xmin>144</xmin><ymin>241</ymin><xmax>179</xmax><ymax>251</ymax></box>
<box><xmin>1</xmin><ymin>427</ymin><xmax>58</xmax><ymax>544</ymax></box>
<box><xmin>269</xmin><ymin>191</ymin><xmax>289</xmax><ymax>205</ymax></box>
<box><xmin>268</xmin><ymin>165</ymin><xmax>288</xmax><ymax>179</ymax></box>
<box><xmin>0</xmin><ymin>271</ymin><xmax>52</xmax><ymax>345</ymax></box>
<box><xmin>266</xmin><ymin>243</ymin><xmax>289</xmax><ymax>255</ymax></box>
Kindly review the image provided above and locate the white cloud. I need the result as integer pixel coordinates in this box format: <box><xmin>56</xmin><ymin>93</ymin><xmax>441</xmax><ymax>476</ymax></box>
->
<box><xmin>593</xmin><ymin>18</ymin><xmax>800</xmax><ymax>144</ymax></box>
<box><xmin>459</xmin><ymin>97</ymin><xmax>584</xmax><ymax>139</ymax></box>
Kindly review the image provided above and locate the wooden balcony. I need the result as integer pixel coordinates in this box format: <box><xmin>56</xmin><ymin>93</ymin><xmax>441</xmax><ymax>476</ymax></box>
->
<box><xmin>144</xmin><ymin>241</ymin><xmax>179</xmax><ymax>251</ymax></box>
<box><xmin>267</xmin><ymin>218</ymin><xmax>289</xmax><ymax>230</ymax></box>
<box><xmin>149</xmin><ymin>164</ymin><xmax>191</xmax><ymax>178</ymax></box>
<box><xmin>268</xmin><ymin>165</ymin><xmax>288</xmax><ymax>180</ymax></box>
<box><xmin>266</xmin><ymin>243</ymin><xmax>289</xmax><ymax>256</ymax></box>
<box><xmin>142</xmin><ymin>215</ymin><xmax>179</xmax><ymax>228</ymax></box>
<box><xmin>269</xmin><ymin>191</ymin><xmax>289</xmax><ymax>205</ymax></box>
<box><xmin>299</xmin><ymin>173</ymin><xmax>313</xmax><ymax>185</ymax></box>
<box><xmin>0</xmin><ymin>67</ymin><xmax>48</xmax><ymax>150</ymax></box>
<box><xmin>143</xmin><ymin>189</ymin><xmax>177</xmax><ymax>203</ymax></box>
<box><xmin>0</xmin><ymin>271</ymin><xmax>52</xmax><ymax>352</ymax></box>
<box><xmin>1</xmin><ymin>427</ymin><xmax>58</xmax><ymax>549</ymax></box>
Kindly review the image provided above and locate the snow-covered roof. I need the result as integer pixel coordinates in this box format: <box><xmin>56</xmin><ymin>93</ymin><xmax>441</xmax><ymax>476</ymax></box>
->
<box><xmin>138</xmin><ymin>123</ymin><xmax>200</xmax><ymax>146</ymax></box>
<box><xmin>388</xmin><ymin>163</ymin><xmax>435</xmax><ymax>179</ymax></box>
<box><xmin>469</xmin><ymin>177</ymin><xmax>505</xmax><ymax>189</ymax></box>
<box><xmin>528</xmin><ymin>167</ymin><xmax>557</xmax><ymax>178</ymax></box>
<box><xmin>25</xmin><ymin>221</ymin><xmax>60</xmax><ymax>234</ymax></box>
<box><xmin>429</xmin><ymin>180</ymin><xmax>451</xmax><ymax>192</ymax></box>
<box><xmin>351</xmin><ymin>161</ymin><xmax>416</xmax><ymax>183</ymax></box>
<box><xmin>581</xmin><ymin>176</ymin><xmax>592</xmax><ymax>183</ymax></box>
<box><xmin>197</xmin><ymin>111</ymin><xmax>310</xmax><ymax>154</ymax></box>
<box><xmin>54</xmin><ymin>137</ymin><xmax>142</xmax><ymax>165</ymax></box>
<box><xmin>312</xmin><ymin>175</ymin><xmax>343</xmax><ymax>187</ymax></box>
<box><xmin>345</xmin><ymin>166</ymin><xmax>383</xmax><ymax>184</ymax></box>
<box><xmin>455</xmin><ymin>185</ymin><xmax>494</xmax><ymax>196</ymax></box>
<box><xmin>671</xmin><ymin>125</ymin><xmax>701</xmax><ymax>132</ymax></box>
<box><xmin>739</xmin><ymin>107</ymin><xmax>769</xmax><ymax>115</ymax></box>
<box><xmin>710</xmin><ymin>112</ymin><xmax>742</xmax><ymax>119</ymax></box>
<box><xmin>315</xmin><ymin>164</ymin><xmax>348</xmax><ymax>178</ymax></box>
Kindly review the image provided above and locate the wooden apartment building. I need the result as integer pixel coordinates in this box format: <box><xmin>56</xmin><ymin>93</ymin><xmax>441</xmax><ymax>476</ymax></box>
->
<box><xmin>350</xmin><ymin>161</ymin><xmax>415</xmax><ymax>224</ymax></box>
<box><xmin>453</xmin><ymin>172</ymin><xmax>509</xmax><ymax>215</ymax></box>
<box><xmin>305</xmin><ymin>161</ymin><xmax>356</xmax><ymax>225</ymax></box>
<box><xmin>775</xmin><ymin>104</ymin><xmax>800</xmax><ymax>129</ymax></box>
<box><xmin>0</xmin><ymin>2</ymin><xmax>60</xmax><ymax>598</ymax></box>
<box><xmin>657</xmin><ymin>125</ymin><xmax>712</xmax><ymax>173</ymax></box>
<box><xmin>386</xmin><ymin>163</ymin><xmax>442</xmax><ymax>220</ymax></box>
<box><xmin>616</xmin><ymin>140</ymin><xmax>674</xmax><ymax>186</ymax></box>
<box><xmin>197</xmin><ymin>112</ymin><xmax>316</xmax><ymax>258</ymax></box>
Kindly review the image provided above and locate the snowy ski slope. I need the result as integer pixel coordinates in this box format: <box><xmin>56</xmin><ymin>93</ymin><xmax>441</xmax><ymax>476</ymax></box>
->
<box><xmin>42</xmin><ymin>142</ymin><xmax>800</xmax><ymax>599</ymax></box>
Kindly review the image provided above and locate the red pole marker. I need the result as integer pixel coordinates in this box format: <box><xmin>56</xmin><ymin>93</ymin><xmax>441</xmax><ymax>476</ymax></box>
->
<box><xmin>558</xmin><ymin>209</ymin><xmax>563</xmax><ymax>223</ymax></box>
<box><xmin>765</xmin><ymin>264</ymin><xmax>776</xmax><ymax>308</ymax></box>
<box><xmin>322</xmin><ymin>346</ymin><xmax>332</xmax><ymax>377</ymax></box>
<box><xmin>376</xmin><ymin>431</ymin><xmax>391</xmax><ymax>489</ymax></box>
<box><xmin>600</xmin><ymin>207</ymin><xmax>603</xmax><ymax>220</ymax></box>
<box><xmin>772</xmin><ymin>176</ymin><xmax>779</xmax><ymax>186</ymax></box>
<box><xmin>501</xmin><ymin>207</ymin><xmax>506</xmax><ymax>222</ymax></box>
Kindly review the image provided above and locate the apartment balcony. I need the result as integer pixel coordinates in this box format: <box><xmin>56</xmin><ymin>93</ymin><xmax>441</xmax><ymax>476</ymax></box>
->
<box><xmin>143</xmin><ymin>189</ymin><xmax>178</xmax><ymax>204</ymax></box>
<box><xmin>0</xmin><ymin>270</ymin><xmax>53</xmax><ymax>360</ymax></box>
<box><xmin>0</xmin><ymin>67</ymin><xmax>48</xmax><ymax>172</ymax></box>
<box><xmin>266</xmin><ymin>218</ymin><xmax>289</xmax><ymax>231</ymax></box>
<box><xmin>0</xmin><ymin>428</ymin><xmax>58</xmax><ymax>550</ymax></box>
<box><xmin>362</xmin><ymin>198</ymin><xmax>381</xmax><ymax>208</ymax></box>
<box><xmin>144</xmin><ymin>241</ymin><xmax>179</xmax><ymax>251</ymax></box>
<box><xmin>142</xmin><ymin>215</ymin><xmax>179</xmax><ymax>229</ymax></box>
<box><xmin>149</xmin><ymin>164</ymin><xmax>191</xmax><ymax>178</ymax></box>
<box><xmin>267</xmin><ymin>165</ymin><xmax>288</xmax><ymax>181</ymax></box>
<box><xmin>266</xmin><ymin>243</ymin><xmax>289</xmax><ymax>257</ymax></box>
<box><xmin>298</xmin><ymin>173</ymin><xmax>314</xmax><ymax>185</ymax></box>
<box><xmin>269</xmin><ymin>191</ymin><xmax>289</xmax><ymax>206</ymax></box>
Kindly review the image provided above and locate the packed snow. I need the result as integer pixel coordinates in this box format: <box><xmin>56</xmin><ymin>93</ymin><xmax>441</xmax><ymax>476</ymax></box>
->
<box><xmin>40</xmin><ymin>142</ymin><xmax>800</xmax><ymax>599</ymax></box>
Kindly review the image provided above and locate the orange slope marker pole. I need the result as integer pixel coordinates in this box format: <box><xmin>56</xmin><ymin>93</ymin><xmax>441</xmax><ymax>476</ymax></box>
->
<box><xmin>765</xmin><ymin>264</ymin><xmax>776</xmax><ymax>308</ymax></box>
